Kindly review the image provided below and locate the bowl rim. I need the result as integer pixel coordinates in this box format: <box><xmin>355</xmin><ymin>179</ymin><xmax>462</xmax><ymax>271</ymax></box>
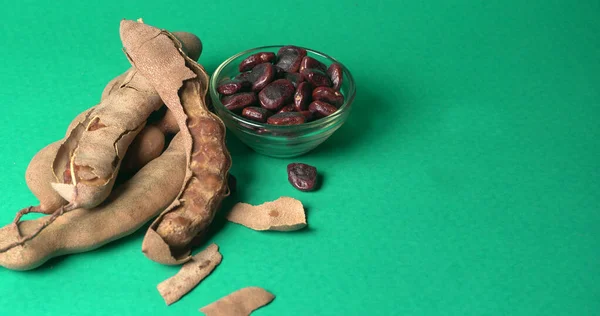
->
<box><xmin>209</xmin><ymin>45</ymin><xmax>356</xmax><ymax>132</ymax></box>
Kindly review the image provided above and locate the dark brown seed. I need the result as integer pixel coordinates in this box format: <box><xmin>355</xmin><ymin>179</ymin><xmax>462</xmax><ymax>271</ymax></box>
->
<box><xmin>312</xmin><ymin>87</ymin><xmax>344</xmax><ymax>107</ymax></box>
<box><xmin>221</xmin><ymin>92</ymin><xmax>257</xmax><ymax>111</ymax></box>
<box><xmin>287</xmin><ymin>163</ymin><xmax>318</xmax><ymax>191</ymax></box>
<box><xmin>283</xmin><ymin>72</ymin><xmax>305</xmax><ymax>87</ymax></box>
<box><xmin>309</xmin><ymin>100</ymin><xmax>338</xmax><ymax>118</ymax></box>
<box><xmin>242</xmin><ymin>106</ymin><xmax>271</xmax><ymax>123</ymax></box>
<box><xmin>299</xmin><ymin>110</ymin><xmax>314</xmax><ymax>122</ymax></box>
<box><xmin>247</xmin><ymin>63</ymin><xmax>276</xmax><ymax>91</ymax></box>
<box><xmin>299</xmin><ymin>56</ymin><xmax>326</xmax><ymax>73</ymax></box>
<box><xmin>300</xmin><ymin>68</ymin><xmax>332</xmax><ymax>87</ymax></box>
<box><xmin>217</xmin><ymin>78</ymin><xmax>251</xmax><ymax>95</ymax></box>
<box><xmin>275</xmin><ymin>46</ymin><xmax>307</xmax><ymax>73</ymax></box>
<box><xmin>235</xmin><ymin>71</ymin><xmax>253</xmax><ymax>82</ymax></box>
<box><xmin>327</xmin><ymin>63</ymin><xmax>343</xmax><ymax>90</ymax></box>
<box><xmin>239</xmin><ymin>52</ymin><xmax>276</xmax><ymax>72</ymax></box>
<box><xmin>258</xmin><ymin>79</ymin><xmax>295</xmax><ymax>111</ymax></box>
<box><xmin>267</xmin><ymin>112</ymin><xmax>306</xmax><ymax>125</ymax></box>
<box><xmin>277</xmin><ymin>104</ymin><xmax>295</xmax><ymax>113</ymax></box>
<box><xmin>293</xmin><ymin>82</ymin><xmax>312</xmax><ymax>111</ymax></box>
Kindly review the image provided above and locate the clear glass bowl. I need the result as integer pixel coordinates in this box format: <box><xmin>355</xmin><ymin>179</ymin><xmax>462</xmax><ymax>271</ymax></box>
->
<box><xmin>209</xmin><ymin>45</ymin><xmax>355</xmax><ymax>158</ymax></box>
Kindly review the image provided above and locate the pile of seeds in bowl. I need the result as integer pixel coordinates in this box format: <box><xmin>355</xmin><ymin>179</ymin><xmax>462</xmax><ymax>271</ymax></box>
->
<box><xmin>217</xmin><ymin>46</ymin><xmax>345</xmax><ymax>125</ymax></box>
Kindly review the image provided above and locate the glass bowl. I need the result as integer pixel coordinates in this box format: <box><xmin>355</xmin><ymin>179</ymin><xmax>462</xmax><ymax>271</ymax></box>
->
<box><xmin>209</xmin><ymin>45</ymin><xmax>355</xmax><ymax>158</ymax></box>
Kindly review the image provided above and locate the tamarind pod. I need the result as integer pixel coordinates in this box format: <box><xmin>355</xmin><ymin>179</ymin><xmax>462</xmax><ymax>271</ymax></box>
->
<box><xmin>26</xmin><ymin>107</ymin><xmax>97</xmax><ymax>214</ymax></box>
<box><xmin>120</xmin><ymin>125</ymin><xmax>165</xmax><ymax>174</ymax></box>
<box><xmin>51</xmin><ymin>68</ymin><xmax>160</xmax><ymax>209</ymax></box>
<box><xmin>0</xmin><ymin>134</ymin><xmax>186</xmax><ymax>271</ymax></box>
<box><xmin>100</xmin><ymin>70</ymin><xmax>131</xmax><ymax>101</ymax></box>
<box><xmin>50</xmin><ymin>88</ymin><xmax>152</xmax><ymax>210</ymax></box>
<box><xmin>120</xmin><ymin>20</ymin><xmax>231</xmax><ymax>264</ymax></box>
<box><xmin>153</xmin><ymin>109</ymin><xmax>179</xmax><ymax>134</ymax></box>
<box><xmin>172</xmin><ymin>32</ymin><xmax>202</xmax><ymax>62</ymax></box>
<box><xmin>27</xmin><ymin>107</ymin><xmax>166</xmax><ymax>213</ymax></box>
<box><xmin>25</xmin><ymin>142</ymin><xmax>66</xmax><ymax>213</ymax></box>
<box><xmin>153</xmin><ymin>78</ymin><xmax>230</xmax><ymax>250</ymax></box>
<box><xmin>50</xmin><ymin>31</ymin><xmax>204</xmax><ymax>210</ymax></box>
<box><xmin>0</xmin><ymin>32</ymin><xmax>203</xmax><ymax>254</ymax></box>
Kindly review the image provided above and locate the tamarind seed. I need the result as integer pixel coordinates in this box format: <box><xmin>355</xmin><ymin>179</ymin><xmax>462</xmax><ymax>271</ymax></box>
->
<box><xmin>217</xmin><ymin>78</ymin><xmax>251</xmax><ymax>95</ymax></box>
<box><xmin>221</xmin><ymin>92</ymin><xmax>257</xmax><ymax>111</ymax></box>
<box><xmin>327</xmin><ymin>63</ymin><xmax>343</xmax><ymax>90</ymax></box>
<box><xmin>312</xmin><ymin>87</ymin><xmax>344</xmax><ymax>107</ymax></box>
<box><xmin>287</xmin><ymin>163</ymin><xmax>318</xmax><ymax>191</ymax></box>
<box><xmin>247</xmin><ymin>63</ymin><xmax>276</xmax><ymax>92</ymax></box>
<box><xmin>242</xmin><ymin>107</ymin><xmax>271</xmax><ymax>123</ymax></box>
<box><xmin>309</xmin><ymin>100</ymin><xmax>338</xmax><ymax>118</ymax></box>
<box><xmin>235</xmin><ymin>71</ymin><xmax>253</xmax><ymax>82</ymax></box>
<box><xmin>267</xmin><ymin>112</ymin><xmax>305</xmax><ymax>125</ymax></box>
<box><xmin>258</xmin><ymin>79</ymin><xmax>295</xmax><ymax>111</ymax></box>
<box><xmin>299</xmin><ymin>56</ymin><xmax>326</xmax><ymax>73</ymax></box>
<box><xmin>238</xmin><ymin>52</ymin><xmax>276</xmax><ymax>72</ymax></box>
<box><xmin>293</xmin><ymin>82</ymin><xmax>312</xmax><ymax>111</ymax></box>
<box><xmin>299</xmin><ymin>110</ymin><xmax>314</xmax><ymax>122</ymax></box>
<box><xmin>300</xmin><ymin>68</ymin><xmax>332</xmax><ymax>87</ymax></box>
<box><xmin>275</xmin><ymin>46</ymin><xmax>307</xmax><ymax>73</ymax></box>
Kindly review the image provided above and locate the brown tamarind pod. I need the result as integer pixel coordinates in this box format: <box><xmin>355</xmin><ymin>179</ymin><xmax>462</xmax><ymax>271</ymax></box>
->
<box><xmin>25</xmin><ymin>107</ymin><xmax>97</xmax><ymax>215</ymax></box>
<box><xmin>50</xmin><ymin>71</ymin><xmax>158</xmax><ymax>210</ymax></box>
<box><xmin>27</xmin><ymin>109</ymin><xmax>167</xmax><ymax>214</ymax></box>
<box><xmin>50</xmin><ymin>32</ymin><xmax>203</xmax><ymax>211</ymax></box>
<box><xmin>100</xmin><ymin>70</ymin><xmax>131</xmax><ymax>102</ymax></box>
<box><xmin>172</xmin><ymin>31</ymin><xmax>203</xmax><ymax>62</ymax></box>
<box><xmin>121</xmin><ymin>20</ymin><xmax>231</xmax><ymax>265</ymax></box>
<box><xmin>0</xmin><ymin>30</ymin><xmax>204</xmax><ymax>257</ymax></box>
<box><xmin>120</xmin><ymin>125</ymin><xmax>166</xmax><ymax>175</ymax></box>
<box><xmin>0</xmin><ymin>134</ymin><xmax>187</xmax><ymax>271</ymax></box>
<box><xmin>25</xmin><ymin>142</ymin><xmax>66</xmax><ymax>213</ymax></box>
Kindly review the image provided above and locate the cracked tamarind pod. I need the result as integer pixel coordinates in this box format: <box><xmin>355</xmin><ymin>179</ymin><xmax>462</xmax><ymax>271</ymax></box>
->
<box><xmin>26</xmin><ymin>106</ymin><xmax>165</xmax><ymax>215</ymax></box>
<box><xmin>50</xmin><ymin>70</ymin><xmax>160</xmax><ymax>210</ymax></box>
<box><xmin>27</xmin><ymin>27</ymin><xmax>202</xmax><ymax>210</ymax></box>
<box><xmin>0</xmin><ymin>31</ymin><xmax>204</xmax><ymax>255</ymax></box>
<box><xmin>120</xmin><ymin>20</ymin><xmax>232</xmax><ymax>264</ymax></box>
<box><xmin>50</xmin><ymin>31</ymin><xmax>203</xmax><ymax>210</ymax></box>
<box><xmin>13</xmin><ymin>108</ymin><xmax>169</xmax><ymax>249</ymax></box>
<box><xmin>0</xmin><ymin>134</ymin><xmax>187</xmax><ymax>270</ymax></box>
<box><xmin>25</xmin><ymin>142</ymin><xmax>66</xmax><ymax>214</ymax></box>
<box><xmin>23</xmin><ymin>108</ymin><xmax>96</xmax><ymax>217</ymax></box>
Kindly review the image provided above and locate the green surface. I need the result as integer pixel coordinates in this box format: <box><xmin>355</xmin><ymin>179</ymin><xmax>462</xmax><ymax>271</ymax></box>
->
<box><xmin>0</xmin><ymin>0</ymin><xmax>598</xmax><ymax>315</ymax></box>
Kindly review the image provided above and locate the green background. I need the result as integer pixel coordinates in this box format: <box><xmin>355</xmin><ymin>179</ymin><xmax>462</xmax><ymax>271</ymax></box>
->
<box><xmin>0</xmin><ymin>0</ymin><xmax>598</xmax><ymax>315</ymax></box>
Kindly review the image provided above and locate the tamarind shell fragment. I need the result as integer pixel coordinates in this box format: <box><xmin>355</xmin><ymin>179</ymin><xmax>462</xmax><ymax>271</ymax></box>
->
<box><xmin>199</xmin><ymin>287</ymin><xmax>275</xmax><ymax>316</ymax></box>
